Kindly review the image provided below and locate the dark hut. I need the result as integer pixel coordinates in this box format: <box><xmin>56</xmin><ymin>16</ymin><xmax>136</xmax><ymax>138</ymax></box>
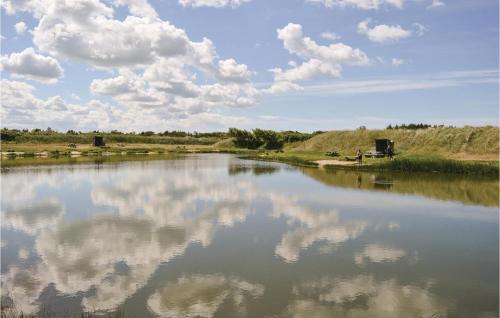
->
<box><xmin>93</xmin><ymin>136</ymin><xmax>105</xmax><ymax>147</ymax></box>
<box><xmin>375</xmin><ymin>139</ymin><xmax>394</xmax><ymax>154</ymax></box>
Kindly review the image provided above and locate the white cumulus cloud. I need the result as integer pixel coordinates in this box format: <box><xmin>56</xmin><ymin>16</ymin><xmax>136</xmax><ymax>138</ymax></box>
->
<box><xmin>216</xmin><ymin>58</ymin><xmax>251</xmax><ymax>83</ymax></box>
<box><xmin>14</xmin><ymin>21</ymin><xmax>28</xmax><ymax>34</ymax></box>
<box><xmin>264</xmin><ymin>81</ymin><xmax>304</xmax><ymax>94</ymax></box>
<box><xmin>427</xmin><ymin>0</ymin><xmax>445</xmax><ymax>9</ymax></box>
<box><xmin>358</xmin><ymin>19</ymin><xmax>412</xmax><ymax>43</ymax></box>
<box><xmin>268</xmin><ymin>23</ymin><xmax>368</xmax><ymax>85</ymax></box>
<box><xmin>306</xmin><ymin>0</ymin><xmax>404</xmax><ymax>10</ymax></box>
<box><xmin>3</xmin><ymin>0</ymin><xmax>261</xmax><ymax>125</ymax></box>
<box><xmin>1</xmin><ymin>48</ymin><xmax>63</xmax><ymax>83</ymax></box>
<box><xmin>320</xmin><ymin>31</ymin><xmax>341</xmax><ymax>41</ymax></box>
<box><xmin>178</xmin><ymin>0</ymin><xmax>251</xmax><ymax>8</ymax></box>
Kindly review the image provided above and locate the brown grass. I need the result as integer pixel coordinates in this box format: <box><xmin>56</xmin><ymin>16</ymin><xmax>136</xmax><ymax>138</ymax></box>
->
<box><xmin>289</xmin><ymin>126</ymin><xmax>499</xmax><ymax>160</ymax></box>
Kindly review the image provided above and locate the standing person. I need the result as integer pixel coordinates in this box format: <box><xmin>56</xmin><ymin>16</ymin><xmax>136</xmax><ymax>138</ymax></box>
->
<box><xmin>357</xmin><ymin>149</ymin><xmax>363</xmax><ymax>165</ymax></box>
<box><xmin>386</xmin><ymin>143</ymin><xmax>393</xmax><ymax>160</ymax></box>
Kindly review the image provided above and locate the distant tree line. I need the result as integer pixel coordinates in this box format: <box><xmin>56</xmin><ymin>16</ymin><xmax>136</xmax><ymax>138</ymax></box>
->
<box><xmin>0</xmin><ymin>128</ymin><xmax>227</xmax><ymax>145</ymax></box>
<box><xmin>1</xmin><ymin>127</ymin><xmax>318</xmax><ymax>148</ymax></box>
<box><xmin>228</xmin><ymin>128</ymin><xmax>320</xmax><ymax>150</ymax></box>
<box><xmin>386</xmin><ymin>124</ymin><xmax>455</xmax><ymax>130</ymax></box>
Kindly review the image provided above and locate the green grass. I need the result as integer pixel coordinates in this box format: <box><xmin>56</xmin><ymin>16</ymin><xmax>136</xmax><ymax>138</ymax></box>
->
<box><xmin>364</xmin><ymin>155</ymin><xmax>499</xmax><ymax>177</ymax></box>
<box><xmin>1</xmin><ymin>131</ymin><xmax>222</xmax><ymax>145</ymax></box>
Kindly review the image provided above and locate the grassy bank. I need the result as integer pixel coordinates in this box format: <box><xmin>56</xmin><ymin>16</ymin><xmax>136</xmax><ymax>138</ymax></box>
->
<box><xmin>241</xmin><ymin>152</ymin><xmax>498</xmax><ymax>177</ymax></box>
<box><xmin>289</xmin><ymin>126</ymin><xmax>499</xmax><ymax>161</ymax></box>
<box><xmin>363</xmin><ymin>155</ymin><xmax>499</xmax><ymax>177</ymax></box>
<box><xmin>0</xmin><ymin>142</ymin><xmax>214</xmax><ymax>156</ymax></box>
<box><xmin>2</xmin><ymin>143</ymin><xmax>497</xmax><ymax>177</ymax></box>
<box><xmin>2</xmin><ymin>126</ymin><xmax>498</xmax><ymax>176</ymax></box>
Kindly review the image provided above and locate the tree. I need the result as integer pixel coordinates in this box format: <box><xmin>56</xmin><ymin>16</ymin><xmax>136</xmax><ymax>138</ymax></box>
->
<box><xmin>253</xmin><ymin>129</ymin><xmax>284</xmax><ymax>150</ymax></box>
<box><xmin>228</xmin><ymin>128</ymin><xmax>262</xmax><ymax>149</ymax></box>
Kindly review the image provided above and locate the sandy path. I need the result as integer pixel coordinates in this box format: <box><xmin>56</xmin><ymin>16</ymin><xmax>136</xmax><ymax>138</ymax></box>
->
<box><xmin>314</xmin><ymin>160</ymin><xmax>364</xmax><ymax>167</ymax></box>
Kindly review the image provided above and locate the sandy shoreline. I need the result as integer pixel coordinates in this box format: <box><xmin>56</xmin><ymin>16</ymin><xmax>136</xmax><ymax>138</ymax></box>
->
<box><xmin>314</xmin><ymin>159</ymin><xmax>367</xmax><ymax>167</ymax></box>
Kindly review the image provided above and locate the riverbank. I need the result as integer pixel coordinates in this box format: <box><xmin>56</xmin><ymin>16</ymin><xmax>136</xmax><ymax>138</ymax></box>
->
<box><xmin>2</xmin><ymin>134</ymin><xmax>499</xmax><ymax>177</ymax></box>
<box><xmin>239</xmin><ymin>152</ymin><xmax>499</xmax><ymax>177</ymax></box>
<box><xmin>2</xmin><ymin>142</ymin><xmax>498</xmax><ymax>177</ymax></box>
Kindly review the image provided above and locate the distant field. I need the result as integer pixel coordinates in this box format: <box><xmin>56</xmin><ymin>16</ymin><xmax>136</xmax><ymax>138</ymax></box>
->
<box><xmin>0</xmin><ymin>142</ymin><xmax>213</xmax><ymax>154</ymax></box>
<box><xmin>0</xmin><ymin>131</ymin><xmax>223</xmax><ymax>145</ymax></box>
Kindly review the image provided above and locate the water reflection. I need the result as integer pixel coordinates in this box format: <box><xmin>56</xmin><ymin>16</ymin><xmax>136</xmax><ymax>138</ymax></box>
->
<box><xmin>1</xmin><ymin>154</ymin><xmax>498</xmax><ymax>316</ymax></box>
<box><xmin>228</xmin><ymin>163</ymin><xmax>280</xmax><ymax>176</ymax></box>
<box><xmin>302</xmin><ymin>167</ymin><xmax>499</xmax><ymax>207</ymax></box>
<box><xmin>2</xmin><ymin>157</ymin><xmax>260</xmax><ymax>313</ymax></box>
<box><xmin>270</xmin><ymin>194</ymin><xmax>369</xmax><ymax>263</ymax></box>
<box><xmin>354</xmin><ymin>244</ymin><xmax>407</xmax><ymax>265</ymax></box>
<box><xmin>147</xmin><ymin>274</ymin><xmax>264</xmax><ymax>317</ymax></box>
<box><xmin>283</xmin><ymin>275</ymin><xmax>447</xmax><ymax>318</ymax></box>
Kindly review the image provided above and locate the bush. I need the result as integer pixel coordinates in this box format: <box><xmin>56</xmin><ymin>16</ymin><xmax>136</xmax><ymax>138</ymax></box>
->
<box><xmin>228</xmin><ymin>128</ymin><xmax>263</xmax><ymax>149</ymax></box>
<box><xmin>253</xmin><ymin>129</ymin><xmax>284</xmax><ymax>150</ymax></box>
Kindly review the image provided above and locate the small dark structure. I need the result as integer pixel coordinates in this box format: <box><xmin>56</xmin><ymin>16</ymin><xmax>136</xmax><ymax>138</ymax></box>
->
<box><xmin>375</xmin><ymin>139</ymin><xmax>394</xmax><ymax>155</ymax></box>
<box><xmin>93</xmin><ymin>136</ymin><xmax>105</xmax><ymax>147</ymax></box>
<box><xmin>365</xmin><ymin>139</ymin><xmax>395</xmax><ymax>158</ymax></box>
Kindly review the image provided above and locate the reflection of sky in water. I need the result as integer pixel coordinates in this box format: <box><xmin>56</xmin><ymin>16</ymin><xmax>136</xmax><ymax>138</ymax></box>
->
<box><xmin>1</xmin><ymin>154</ymin><xmax>498</xmax><ymax>317</ymax></box>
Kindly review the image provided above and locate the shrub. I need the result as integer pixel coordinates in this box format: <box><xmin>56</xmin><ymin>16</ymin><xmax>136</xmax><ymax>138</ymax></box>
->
<box><xmin>253</xmin><ymin>129</ymin><xmax>284</xmax><ymax>150</ymax></box>
<box><xmin>228</xmin><ymin>128</ymin><xmax>263</xmax><ymax>149</ymax></box>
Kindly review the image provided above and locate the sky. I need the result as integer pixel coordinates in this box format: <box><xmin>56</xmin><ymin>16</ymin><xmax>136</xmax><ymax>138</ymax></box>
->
<box><xmin>1</xmin><ymin>0</ymin><xmax>498</xmax><ymax>132</ymax></box>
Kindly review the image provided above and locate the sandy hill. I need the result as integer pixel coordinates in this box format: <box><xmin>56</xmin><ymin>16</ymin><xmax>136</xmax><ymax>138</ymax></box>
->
<box><xmin>288</xmin><ymin>126</ymin><xmax>499</xmax><ymax>160</ymax></box>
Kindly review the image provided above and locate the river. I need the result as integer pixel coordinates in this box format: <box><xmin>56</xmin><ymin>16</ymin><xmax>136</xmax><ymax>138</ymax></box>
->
<box><xmin>1</xmin><ymin>154</ymin><xmax>498</xmax><ymax>317</ymax></box>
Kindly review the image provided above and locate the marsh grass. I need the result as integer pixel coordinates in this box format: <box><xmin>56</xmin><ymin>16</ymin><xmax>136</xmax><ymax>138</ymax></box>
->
<box><xmin>368</xmin><ymin>155</ymin><xmax>499</xmax><ymax>177</ymax></box>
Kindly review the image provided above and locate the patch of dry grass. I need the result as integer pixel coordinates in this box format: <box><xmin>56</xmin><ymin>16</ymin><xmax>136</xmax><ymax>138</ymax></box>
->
<box><xmin>290</xmin><ymin>126</ymin><xmax>499</xmax><ymax>160</ymax></box>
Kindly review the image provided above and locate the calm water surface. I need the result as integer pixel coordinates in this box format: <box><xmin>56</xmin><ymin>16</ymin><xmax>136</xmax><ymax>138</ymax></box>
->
<box><xmin>1</xmin><ymin>154</ymin><xmax>498</xmax><ymax>317</ymax></box>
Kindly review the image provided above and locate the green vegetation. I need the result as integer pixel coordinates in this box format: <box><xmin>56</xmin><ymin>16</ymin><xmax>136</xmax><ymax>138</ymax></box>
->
<box><xmin>386</xmin><ymin>123</ymin><xmax>442</xmax><ymax>130</ymax></box>
<box><xmin>228</xmin><ymin>128</ymin><xmax>263</xmax><ymax>149</ymax></box>
<box><xmin>365</xmin><ymin>155</ymin><xmax>499</xmax><ymax>177</ymax></box>
<box><xmin>228</xmin><ymin>128</ymin><xmax>317</xmax><ymax>150</ymax></box>
<box><xmin>1</xmin><ymin>126</ymin><xmax>498</xmax><ymax>176</ymax></box>
<box><xmin>1</xmin><ymin>127</ymin><xmax>316</xmax><ymax>151</ymax></box>
<box><xmin>1</xmin><ymin>128</ymin><xmax>224</xmax><ymax>145</ymax></box>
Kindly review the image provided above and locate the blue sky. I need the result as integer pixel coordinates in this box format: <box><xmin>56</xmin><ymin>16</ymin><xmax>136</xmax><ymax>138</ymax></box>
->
<box><xmin>1</xmin><ymin>0</ymin><xmax>498</xmax><ymax>132</ymax></box>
